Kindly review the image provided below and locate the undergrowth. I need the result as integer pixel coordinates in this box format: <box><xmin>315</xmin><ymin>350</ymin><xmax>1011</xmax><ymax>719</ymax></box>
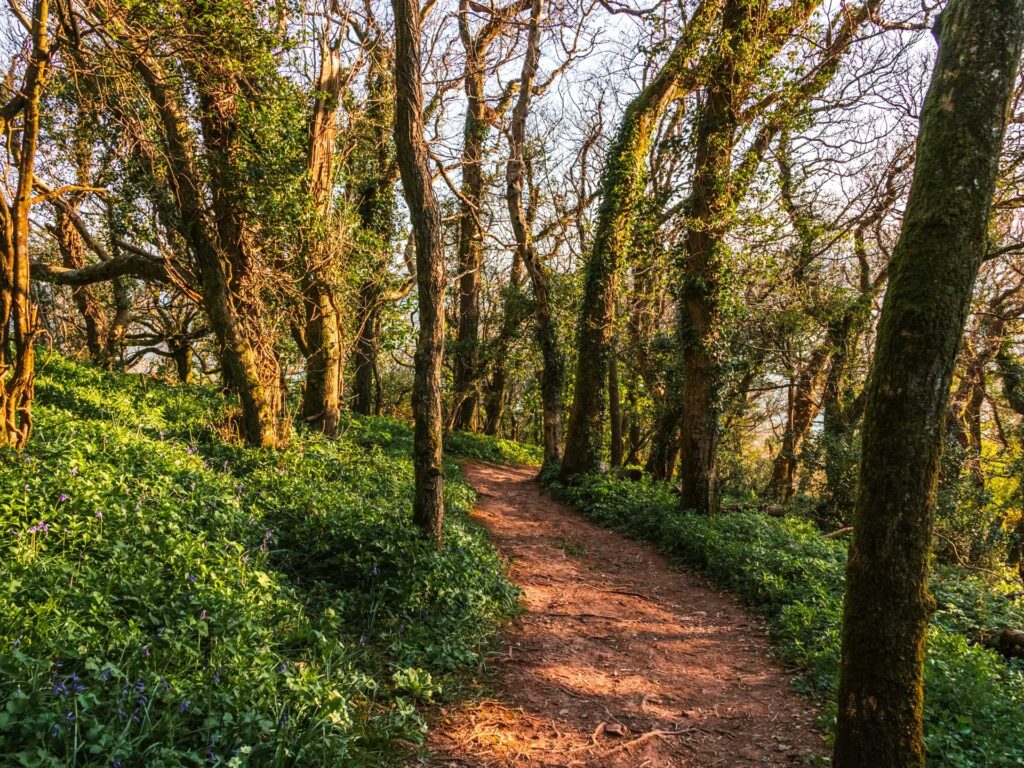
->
<box><xmin>0</xmin><ymin>354</ymin><xmax>521</xmax><ymax>767</ymax></box>
<box><xmin>545</xmin><ymin>470</ymin><xmax>1024</xmax><ymax>768</ymax></box>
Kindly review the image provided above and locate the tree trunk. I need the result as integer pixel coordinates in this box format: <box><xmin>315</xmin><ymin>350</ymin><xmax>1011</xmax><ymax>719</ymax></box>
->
<box><xmin>132</xmin><ymin>53</ymin><xmax>288</xmax><ymax>447</ymax></box>
<box><xmin>833</xmin><ymin>3</ymin><xmax>1023</xmax><ymax>765</ymax></box>
<box><xmin>560</xmin><ymin>1</ymin><xmax>716</xmax><ymax>480</ymax></box>
<box><xmin>300</xmin><ymin>35</ymin><xmax>345</xmax><ymax>436</ymax></box>
<box><xmin>352</xmin><ymin>284</ymin><xmax>381</xmax><ymax>415</ymax></box>
<box><xmin>609</xmin><ymin>352</ymin><xmax>623</xmax><ymax>467</ymax></box>
<box><xmin>766</xmin><ymin>345</ymin><xmax>829</xmax><ymax>501</ymax></box>
<box><xmin>646</xmin><ymin>391</ymin><xmax>681</xmax><ymax>481</ymax></box>
<box><xmin>0</xmin><ymin>0</ymin><xmax>51</xmax><ymax>449</ymax></box>
<box><xmin>393</xmin><ymin>0</ymin><xmax>446</xmax><ymax>544</ymax></box>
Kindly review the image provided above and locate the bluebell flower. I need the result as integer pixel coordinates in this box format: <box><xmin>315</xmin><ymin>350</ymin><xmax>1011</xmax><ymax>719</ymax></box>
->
<box><xmin>179</xmin><ymin>699</ymin><xmax>191</xmax><ymax>713</ymax></box>
<box><xmin>188</xmin><ymin>573</ymin><xmax>197</xmax><ymax>583</ymax></box>
<box><xmin>112</xmin><ymin>761</ymin><xmax>122</xmax><ymax>768</ymax></box>
<box><xmin>133</xmin><ymin>679</ymin><xmax>145</xmax><ymax>692</ymax></box>
<box><xmin>50</xmin><ymin>724</ymin><xmax>60</xmax><ymax>737</ymax></box>
<box><xmin>213</xmin><ymin>672</ymin><xmax>220</xmax><ymax>685</ymax></box>
<box><xmin>12</xmin><ymin>637</ymin><xmax>19</xmax><ymax>648</ymax></box>
<box><xmin>101</xmin><ymin>669</ymin><xmax>112</xmax><ymax>682</ymax></box>
<box><xmin>52</xmin><ymin>680</ymin><xmax>68</xmax><ymax>697</ymax></box>
<box><xmin>66</xmin><ymin>711</ymin><xmax>75</xmax><ymax>722</ymax></box>
<box><xmin>117</xmin><ymin>709</ymin><xmax>128</xmax><ymax>720</ymax></box>
<box><xmin>207</xmin><ymin>751</ymin><xmax>216</xmax><ymax>763</ymax></box>
<box><xmin>199</xmin><ymin>609</ymin><xmax>207</xmax><ymax>620</ymax></box>
<box><xmin>370</xmin><ymin>563</ymin><xmax>379</xmax><ymax>577</ymax></box>
<box><xmin>278</xmin><ymin>662</ymin><xmax>288</xmax><ymax>674</ymax></box>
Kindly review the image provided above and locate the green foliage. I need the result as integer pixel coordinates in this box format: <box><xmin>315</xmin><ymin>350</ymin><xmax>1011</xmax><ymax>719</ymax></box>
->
<box><xmin>0</xmin><ymin>355</ymin><xmax>519</xmax><ymax>767</ymax></box>
<box><xmin>548</xmin><ymin>471</ymin><xmax>1024</xmax><ymax>767</ymax></box>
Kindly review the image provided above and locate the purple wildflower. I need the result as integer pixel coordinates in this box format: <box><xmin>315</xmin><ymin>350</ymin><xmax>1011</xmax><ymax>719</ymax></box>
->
<box><xmin>50</xmin><ymin>724</ymin><xmax>60</xmax><ymax>737</ymax></box>
<box><xmin>58</xmin><ymin>494</ymin><xmax>68</xmax><ymax>503</ymax></box>
<box><xmin>95</xmin><ymin>511</ymin><xmax>103</xmax><ymax>520</ymax></box>
<box><xmin>133</xmin><ymin>679</ymin><xmax>145</xmax><ymax>692</ymax></box>
<box><xmin>70</xmin><ymin>466</ymin><xmax>77</xmax><ymax>476</ymax></box>
<box><xmin>370</xmin><ymin>563</ymin><xmax>379</xmax><ymax>577</ymax></box>
<box><xmin>199</xmin><ymin>609</ymin><xmax>207</xmax><ymax>620</ymax></box>
<box><xmin>179</xmin><ymin>699</ymin><xmax>191</xmax><ymax>713</ymax></box>
<box><xmin>101</xmin><ymin>669</ymin><xmax>112</xmax><ymax>682</ymax></box>
<box><xmin>278</xmin><ymin>662</ymin><xmax>288</xmax><ymax>674</ymax></box>
<box><xmin>187</xmin><ymin>573</ymin><xmax>197</xmax><ymax>583</ymax></box>
<box><xmin>65</xmin><ymin>711</ymin><xmax>75</xmax><ymax>722</ymax></box>
<box><xmin>141</xmin><ymin>645</ymin><xmax>150</xmax><ymax>658</ymax></box>
<box><xmin>213</xmin><ymin>672</ymin><xmax>220</xmax><ymax>685</ymax></box>
<box><xmin>279</xmin><ymin>712</ymin><xmax>289</xmax><ymax>726</ymax></box>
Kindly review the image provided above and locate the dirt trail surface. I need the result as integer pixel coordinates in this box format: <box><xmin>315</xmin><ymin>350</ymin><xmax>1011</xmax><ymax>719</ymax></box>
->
<box><xmin>425</xmin><ymin>461</ymin><xmax>825</xmax><ymax>767</ymax></box>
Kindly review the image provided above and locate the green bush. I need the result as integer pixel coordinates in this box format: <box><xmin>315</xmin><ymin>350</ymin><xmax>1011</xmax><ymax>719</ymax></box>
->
<box><xmin>0</xmin><ymin>354</ymin><xmax>519</xmax><ymax>767</ymax></box>
<box><xmin>549</xmin><ymin>471</ymin><xmax>1024</xmax><ymax>767</ymax></box>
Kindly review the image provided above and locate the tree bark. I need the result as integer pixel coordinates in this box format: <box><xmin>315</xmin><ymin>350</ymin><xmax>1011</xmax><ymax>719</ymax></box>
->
<box><xmin>392</xmin><ymin>0</ymin><xmax>446</xmax><ymax>544</ymax></box>
<box><xmin>833</xmin><ymin>3</ymin><xmax>1023</xmax><ymax>765</ymax></box>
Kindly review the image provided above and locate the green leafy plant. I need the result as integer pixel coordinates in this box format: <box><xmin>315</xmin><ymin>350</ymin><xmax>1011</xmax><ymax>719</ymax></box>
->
<box><xmin>0</xmin><ymin>354</ymin><xmax>520</xmax><ymax>767</ymax></box>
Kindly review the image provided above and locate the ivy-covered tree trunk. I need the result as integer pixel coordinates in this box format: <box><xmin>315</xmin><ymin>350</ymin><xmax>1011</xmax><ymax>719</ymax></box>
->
<box><xmin>350</xmin><ymin>40</ymin><xmax>397</xmax><ymax>418</ymax></box>
<box><xmin>560</xmin><ymin>0</ymin><xmax>718</xmax><ymax>480</ymax></box>
<box><xmin>300</xmin><ymin>37</ymin><xmax>345</xmax><ymax>436</ymax></box>
<box><xmin>609</xmin><ymin>352</ymin><xmax>624</xmax><ymax>467</ymax></box>
<box><xmin>393</xmin><ymin>0</ymin><xmax>446</xmax><ymax>544</ymax></box>
<box><xmin>833</xmin><ymin>2</ymin><xmax>1023</xmax><ymax>765</ymax></box>
<box><xmin>131</xmin><ymin>53</ymin><xmax>288</xmax><ymax>447</ymax></box>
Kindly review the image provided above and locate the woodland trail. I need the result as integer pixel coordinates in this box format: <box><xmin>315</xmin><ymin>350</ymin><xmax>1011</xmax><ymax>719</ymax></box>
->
<box><xmin>425</xmin><ymin>461</ymin><xmax>826</xmax><ymax>767</ymax></box>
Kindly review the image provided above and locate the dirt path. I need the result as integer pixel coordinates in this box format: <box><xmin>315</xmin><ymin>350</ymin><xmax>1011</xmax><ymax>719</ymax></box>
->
<box><xmin>425</xmin><ymin>462</ymin><xmax>826</xmax><ymax>767</ymax></box>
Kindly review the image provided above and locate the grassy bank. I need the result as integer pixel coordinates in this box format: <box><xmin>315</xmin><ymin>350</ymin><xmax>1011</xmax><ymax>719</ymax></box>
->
<box><xmin>0</xmin><ymin>355</ymin><xmax>522</xmax><ymax>767</ymax></box>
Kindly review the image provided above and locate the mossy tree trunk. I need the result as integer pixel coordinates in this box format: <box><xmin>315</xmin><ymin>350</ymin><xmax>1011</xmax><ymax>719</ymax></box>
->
<box><xmin>833</xmin><ymin>1</ymin><xmax>1024</xmax><ymax>764</ymax></box>
<box><xmin>393</xmin><ymin>0</ymin><xmax>446</xmax><ymax>544</ymax></box>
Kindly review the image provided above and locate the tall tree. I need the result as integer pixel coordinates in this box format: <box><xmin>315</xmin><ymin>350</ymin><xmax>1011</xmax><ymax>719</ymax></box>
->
<box><xmin>506</xmin><ymin>0</ymin><xmax>564</xmax><ymax>466</ymax></box>
<box><xmin>392</xmin><ymin>0</ymin><xmax>446</xmax><ymax>544</ymax></box>
<box><xmin>299</xmin><ymin>26</ymin><xmax>347</xmax><ymax>435</ymax></box>
<box><xmin>833</xmin><ymin>1</ymin><xmax>1024</xmax><ymax>764</ymax></box>
<box><xmin>450</xmin><ymin>0</ymin><xmax>528</xmax><ymax>431</ymax></box>
<box><xmin>0</xmin><ymin>0</ymin><xmax>54</xmax><ymax>448</ymax></box>
<box><xmin>560</xmin><ymin>0</ymin><xmax>720</xmax><ymax>479</ymax></box>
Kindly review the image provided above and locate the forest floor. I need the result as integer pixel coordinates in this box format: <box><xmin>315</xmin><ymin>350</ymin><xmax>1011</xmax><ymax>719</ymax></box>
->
<box><xmin>424</xmin><ymin>461</ymin><xmax>827</xmax><ymax>768</ymax></box>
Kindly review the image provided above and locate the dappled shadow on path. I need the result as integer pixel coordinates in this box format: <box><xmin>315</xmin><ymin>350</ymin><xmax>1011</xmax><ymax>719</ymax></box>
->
<box><xmin>424</xmin><ymin>462</ymin><xmax>825</xmax><ymax>767</ymax></box>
